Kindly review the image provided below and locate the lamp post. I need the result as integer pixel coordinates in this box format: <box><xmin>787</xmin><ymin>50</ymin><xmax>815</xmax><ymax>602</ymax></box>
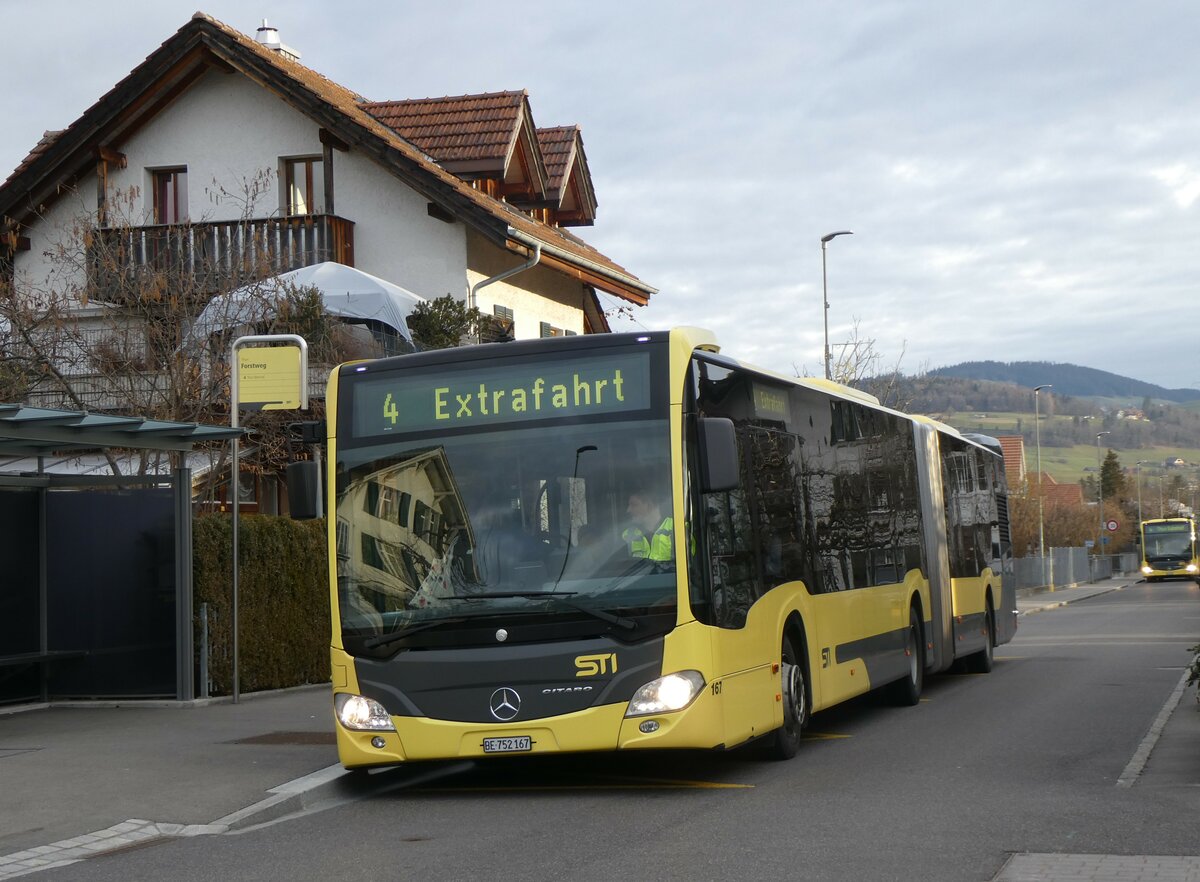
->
<box><xmin>1032</xmin><ymin>386</ymin><xmax>1051</xmax><ymax>559</ymax></box>
<box><xmin>1034</xmin><ymin>385</ymin><xmax>1051</xmax><ymax>567</ymax></box>
<box><xmin>1135</xmin><ymin>460</ymin><xmax>1146</xmax><ymax>526</ymax></box>
<box><xmin>820</xmin><ymin>230</ymin><xmax>853</xmax><ymax>381</ymax></box>
<box><xmin>1095</xmin><ymin>431</ymin><xmax>1111</xmax><ymax>556</ymax></box>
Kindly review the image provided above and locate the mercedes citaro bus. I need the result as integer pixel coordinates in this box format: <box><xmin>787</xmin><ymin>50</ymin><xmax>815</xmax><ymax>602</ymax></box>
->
<box><xmin>292</xmin><ymin>327</ymin><xmax>1014</xmax><ymax>768</ymax></box>
<box><xmin>1139</xmin><ymin>517</ymin><xmax>1200</xmax><ymax>582</ymax></box>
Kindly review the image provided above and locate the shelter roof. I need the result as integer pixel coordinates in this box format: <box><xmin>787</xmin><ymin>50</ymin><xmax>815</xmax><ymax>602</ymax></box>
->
<box><xmin>0</xmin><ymin>403</ymin><xmax>244</xmax><ymax>459</ymax></box>
<box><xmin>0</xmin><ymin>14</ymin><xmax>652</xmax><ymax>304</ymax></box>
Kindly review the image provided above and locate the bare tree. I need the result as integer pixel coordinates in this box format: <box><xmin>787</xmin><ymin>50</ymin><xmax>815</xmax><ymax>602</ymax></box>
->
<box><xmin>1</xmin><ymin>177</ymin><xmax>362</xmax><ymax>491</ymax></box>
<box><xmin>792</xmin><ymin>319</ymin><xmax>913</xmax><ymax>410</ymax></box>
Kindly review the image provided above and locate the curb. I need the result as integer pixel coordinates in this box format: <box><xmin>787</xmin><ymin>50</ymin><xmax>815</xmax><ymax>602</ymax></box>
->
<box><xmin>214</xmin><ymin>763</ymin><xmax>351</xmax><ymax>830</ymax></box>
<box><xmin>1017</xmin><ymin>584</ymin><xmax>1127</xmax><ymax>616</ymax></box>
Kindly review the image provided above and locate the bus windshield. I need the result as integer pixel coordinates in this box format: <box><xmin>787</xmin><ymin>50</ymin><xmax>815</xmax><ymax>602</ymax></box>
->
<box><xmin>1143</xmin><ymin>523</ymin><xmax>1194</xmax><ymax>559</ymax></box>
<box><xmin>334</xmin><ymin>349</ymin><xmax>675</xmax><ymax>654</ymax></box>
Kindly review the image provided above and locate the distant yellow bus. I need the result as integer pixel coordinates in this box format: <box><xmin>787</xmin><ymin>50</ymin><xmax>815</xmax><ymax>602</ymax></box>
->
<box><xmin>1139</xmin><ymin>517</ymin><xmax>1200</xmax><ymax>582</ymax></box>
<box><xmin>314</xmin><ymin>328</ymin><xmax>1015</xmax><ymax>768</ymax></box>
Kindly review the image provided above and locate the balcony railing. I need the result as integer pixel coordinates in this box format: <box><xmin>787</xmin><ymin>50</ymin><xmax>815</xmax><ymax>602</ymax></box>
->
<box><xmin>88</xmin><ymin>214</ymin><xmax>354</xmax><ymax>298</ymax></box>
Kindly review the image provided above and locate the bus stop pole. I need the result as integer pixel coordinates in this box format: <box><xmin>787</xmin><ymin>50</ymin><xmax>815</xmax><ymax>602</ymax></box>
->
<box><xmin>229</xmin><ymin>334</ymin><xmax>307</xmax><ymax>705</ymax></box>
<box><xmin>231</xmin><ymin>400</ymin><xmax>240</xmax><ymax>705</ymax></box>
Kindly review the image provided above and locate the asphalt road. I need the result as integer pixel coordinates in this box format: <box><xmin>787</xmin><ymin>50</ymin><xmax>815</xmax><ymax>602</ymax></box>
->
<box><xmin>35</xmin><ymin>580</ymin><xmax>1200</xmax><ymax>882</ymax></box>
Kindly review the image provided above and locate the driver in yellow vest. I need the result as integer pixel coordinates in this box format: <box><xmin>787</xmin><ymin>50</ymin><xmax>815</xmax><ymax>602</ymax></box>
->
<box><xmin>622</xmin><ymin>490</ymin><xmax>674</xmax><ymax>563</ymax></box>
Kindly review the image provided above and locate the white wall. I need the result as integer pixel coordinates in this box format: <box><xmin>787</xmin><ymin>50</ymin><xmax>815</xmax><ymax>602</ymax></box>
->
<box><xmin>13</xmin><ymin>66</ymin><xmax>587</xmax><ymax>335</ymax></box>
<box><xmin>466</xmin><ymin>229</ymin><xmax>587</xmax><ymax>338</ymax></box>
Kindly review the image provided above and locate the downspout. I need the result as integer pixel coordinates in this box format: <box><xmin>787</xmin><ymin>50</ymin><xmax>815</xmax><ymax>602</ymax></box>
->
<box><xmin>469</xmin><ymin>226</ymin><xmax>542</xmax><ymax>313</ymax></box>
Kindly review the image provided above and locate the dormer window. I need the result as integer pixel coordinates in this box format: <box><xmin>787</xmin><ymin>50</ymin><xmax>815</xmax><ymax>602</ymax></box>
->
<box><xmin>284</xmin><ymin>156</ymin><xmax>325</xmax><ymax>215</ymax></box>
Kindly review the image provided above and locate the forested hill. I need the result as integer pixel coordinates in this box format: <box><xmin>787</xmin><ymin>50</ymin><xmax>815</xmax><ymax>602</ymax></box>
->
<box><xmin>926</xmin><ymin>361</ymin><xmax>1200</xmax><ymax>403</ymax></box>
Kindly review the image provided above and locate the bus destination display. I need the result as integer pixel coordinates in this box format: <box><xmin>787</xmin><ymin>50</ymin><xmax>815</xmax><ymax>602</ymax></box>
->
<box><xmin>352</xmin><ymin>351</ymin><xmax>651</xmax><ymax>437</ymax></box>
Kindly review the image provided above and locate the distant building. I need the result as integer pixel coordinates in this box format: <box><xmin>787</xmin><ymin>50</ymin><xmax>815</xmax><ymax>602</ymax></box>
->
<box><xmin>1034</xmin><ymin>472</ymin><xmax>1084</xmax><ymax>507</ymax></box>
<box><xmin>997</xmin><ymin>435</ymin><xmax>1027</xmax><ymax>490</ymax></box>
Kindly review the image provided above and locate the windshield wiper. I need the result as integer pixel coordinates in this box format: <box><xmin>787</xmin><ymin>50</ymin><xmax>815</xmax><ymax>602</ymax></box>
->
<box><xmin>459</xmin><ymin>591</ymin><xmax>637</xmax><ymax>631</ymax></box>
<box><xmin>363</xmin><ymin>616</ymin><xmax>471</xmax><ymax>650</ymax></box>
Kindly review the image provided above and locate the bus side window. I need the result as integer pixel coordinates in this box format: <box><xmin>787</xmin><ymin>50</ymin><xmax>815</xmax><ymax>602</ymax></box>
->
<box><xmin>705</xmin><ymin>453</ymin><xmax>760</xmax><ymax>629</ymax></box>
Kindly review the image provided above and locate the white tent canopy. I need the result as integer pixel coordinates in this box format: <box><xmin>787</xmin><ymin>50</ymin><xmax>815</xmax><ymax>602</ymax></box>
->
<box><xmin>187</xmin><ymin>262</ymin><xmax>426</xmax><ymax>345</ymax></box>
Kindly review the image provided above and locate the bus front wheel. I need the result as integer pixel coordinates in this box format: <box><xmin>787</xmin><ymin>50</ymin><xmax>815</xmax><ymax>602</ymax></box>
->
<box><xmin>765</xmin><ymin>634</ymin><xmax>809</xmax><ymax>760</ymax></box>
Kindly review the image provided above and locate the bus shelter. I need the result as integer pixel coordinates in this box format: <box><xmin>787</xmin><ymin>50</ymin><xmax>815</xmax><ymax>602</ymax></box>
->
<box><xmin>0</xmin><ymin>404</ymin><xmax>243</xmax><ymax>705</ymax></box>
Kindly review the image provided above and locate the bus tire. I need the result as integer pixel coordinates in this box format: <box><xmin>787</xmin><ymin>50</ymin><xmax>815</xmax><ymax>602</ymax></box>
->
<box><xmin>886</xmin><ymin>608</ymin><xmax>924</xmax><ymax>706</ymax></box>
<box><xmin>964</xmin><ymin>600</ymin><xmax>995</xmax><ymax>674</ymax></box>
<box><xmin>765</xmin><ymin>633</ymin><xmax>809</xmax><ymax>760</ymax></box>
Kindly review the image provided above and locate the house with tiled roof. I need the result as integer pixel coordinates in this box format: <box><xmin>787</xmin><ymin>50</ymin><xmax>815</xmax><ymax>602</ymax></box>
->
<box><xmin>1031</xmin><ymin>471</ymin><xmax>1084</xmax><ymax>508</ymax></box>
<box><xmin>997</xmin><ymin>435</ymin><xmax>1027</xmax><ymax>491</ymax></box>
<box><xmin>0</xmin><ymin>14</ymin><xmax>653</xmax><ymax>353</ymax></box>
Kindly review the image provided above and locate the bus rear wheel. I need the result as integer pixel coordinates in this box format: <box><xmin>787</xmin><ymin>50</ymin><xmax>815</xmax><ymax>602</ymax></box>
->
<box><xmin>885</xmin><ymin>608</ymin><xmax>924</xmax><ymax>706</ymax></box>
<box><xmin>765</xmin><ymin>634</ymin><xmax>808</xmax><ymax>760</ymax></box>
<box><xmin>963</xmin><ymin>602</ymin><xmax>995</xmax><ymax>674</ymax></box>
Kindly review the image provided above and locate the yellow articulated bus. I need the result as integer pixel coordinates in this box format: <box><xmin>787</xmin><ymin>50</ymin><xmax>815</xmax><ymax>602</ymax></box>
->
<box><xmin>1139</xmin><ymin>517</ymin><xmax>1200</xmax><ymax>582</ymax></box>
<box><xmin>310</xmin><ymin>327</ymin><xmax>1014</xmax><ymax>768</ymax></box>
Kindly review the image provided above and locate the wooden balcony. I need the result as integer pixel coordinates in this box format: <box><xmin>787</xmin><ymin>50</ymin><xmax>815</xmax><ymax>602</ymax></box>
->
<box><xmin>88</xmin><ymin>214</ymin><xmax>354</xmax><ymax>298</ymax></box>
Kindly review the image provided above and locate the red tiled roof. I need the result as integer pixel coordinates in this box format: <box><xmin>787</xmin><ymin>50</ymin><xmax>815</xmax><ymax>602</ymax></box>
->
<box><xmin>1034</xmin><ymin>472</ymin><xmax>1084</xmax><ymax>507</ymax></box>
<box><xmin>537</xmin><ymin>125</ymin><xmax>577</xmax><ymax>195</ymax></box>
<box><xmin>361</xmin><ymin>92</ymin><xmax>526</xmax><ymax>168</ymax></box>
<box><xmin>3</xmin><ymin>130</ymin><xmax>64</xmax><ymax>191</ymax></box>
<box><xmin>0</xmin><ymin>14</ymin><xmax>653</xmax><ymax>304</ymax></box>
<box><xmin>997</xmin><ymin>435</ymin><xmax>1026</xmax><ymax>487</ymax></box>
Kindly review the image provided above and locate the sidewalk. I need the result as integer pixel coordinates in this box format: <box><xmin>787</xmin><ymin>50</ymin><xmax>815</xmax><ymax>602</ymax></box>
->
<box><xmin>0</xmin><ymin>685</ymin><xmax>348</xmax><ymax>877</ymax></box>
<box><xmin>1014</xmin><ymin>573</ymin><xmax>1141</xmax><ymax>616</ymax></box>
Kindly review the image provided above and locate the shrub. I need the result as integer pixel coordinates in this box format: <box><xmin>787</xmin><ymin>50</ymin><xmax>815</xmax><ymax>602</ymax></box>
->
<box><xmin>193</xmin><ymin>513</ymin><xmax>330</xmax><ymax>695</ymax></box>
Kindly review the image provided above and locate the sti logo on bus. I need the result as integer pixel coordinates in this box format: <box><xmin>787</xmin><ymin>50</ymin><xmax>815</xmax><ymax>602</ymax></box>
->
<box><xmin>575</xmin><ymin>653</ymin><xmax>618</xmax><ymax>677</ymax></box>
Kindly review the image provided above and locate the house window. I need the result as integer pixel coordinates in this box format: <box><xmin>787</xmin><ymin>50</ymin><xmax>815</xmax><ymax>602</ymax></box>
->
<box><xmin>152</xmin><ymin>168</ymin><xmax>188</xmax><ymax>224</ymax></box>
<box><xmin>481</xmin><ymin>305</ymin><xmax>514</xmax><ymax>343</ymax></box>
<box><xmin>284</xmin><ymin>157</ymin><xmax>325</xmax><ymax>215</ymax></box>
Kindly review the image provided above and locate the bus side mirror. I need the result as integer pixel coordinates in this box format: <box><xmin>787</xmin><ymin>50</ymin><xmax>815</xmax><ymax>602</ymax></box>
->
<box><xmin>698</xmin><ymin>417</ymin><xmax>739</xmax><ymax>493</ymax></box>
<box><xmin>287</xmin><ymin>460</ymin><xmax>322</xmax><ymax>520</ymax></box>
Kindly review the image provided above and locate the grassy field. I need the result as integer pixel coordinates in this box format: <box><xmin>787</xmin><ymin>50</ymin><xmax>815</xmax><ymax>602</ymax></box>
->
<box><xmin>937</xmin><ymin>411</ymin><xmax>1200</xmax><ymax>484</ymax></box>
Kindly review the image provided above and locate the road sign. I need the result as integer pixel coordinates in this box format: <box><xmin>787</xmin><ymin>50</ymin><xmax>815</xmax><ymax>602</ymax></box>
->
<box><xmin>1106</xmin><ymin>519</ymin><xmax>1119</xmax><ymax>532</ymax></box>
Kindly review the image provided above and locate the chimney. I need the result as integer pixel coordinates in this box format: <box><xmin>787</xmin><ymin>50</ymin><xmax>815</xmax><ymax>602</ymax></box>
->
<box><xmin>255</xmin><ymin>19</ymin><xmax>301</xmax><ymax>62</ymax></box>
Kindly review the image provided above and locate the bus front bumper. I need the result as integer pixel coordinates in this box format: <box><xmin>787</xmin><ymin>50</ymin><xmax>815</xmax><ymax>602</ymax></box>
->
<box><xmin>334</xmin><ymin>689</ymin><xmax>726</xmax><ymax>768</ymax></box>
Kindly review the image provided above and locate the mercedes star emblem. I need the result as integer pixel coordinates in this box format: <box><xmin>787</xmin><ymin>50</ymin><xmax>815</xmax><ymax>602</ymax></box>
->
<box><xmin>489</xmin><ymin>687</ymin><xmax>521</xmax><ymax>721</ymax></box>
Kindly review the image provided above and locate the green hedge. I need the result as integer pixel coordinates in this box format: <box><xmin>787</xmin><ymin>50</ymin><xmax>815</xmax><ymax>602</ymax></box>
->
<box><xmin>193</xmin><ymin>513</ymin><xmax>330</xmax><ymax>695</ymax></box>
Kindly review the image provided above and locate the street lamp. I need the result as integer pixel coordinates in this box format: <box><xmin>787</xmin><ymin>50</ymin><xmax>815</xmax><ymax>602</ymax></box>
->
<box><xmin>1137</xmin><ymin>463</ymin><xmax>1147</xmax><ymax>523</ymax></box>
<box><xmin>1095</xmin><ymin>430</ymin><xmax>1111</xmax><ymax>555</ymax></box>
<box><xmin>820</xmin><ymin>230</ymin><xmax>853</xmax><ymax>381</ymax></box>
<box><xmin>1034</xmin><ymin>384</ymin><xmax>1051</xmax><ymax>567</ymax></box>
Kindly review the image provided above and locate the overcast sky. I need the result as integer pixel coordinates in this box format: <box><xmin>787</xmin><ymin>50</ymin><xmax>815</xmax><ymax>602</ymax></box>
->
<box><xmin>4</xmin><ymin>1</ymin><xmax>1198</xmax><ymax>388</ymax></box>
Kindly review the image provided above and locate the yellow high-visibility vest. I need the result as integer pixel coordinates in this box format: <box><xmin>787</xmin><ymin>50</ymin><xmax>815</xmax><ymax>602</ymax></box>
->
<box><xmin>624</xmin><ymin>517</ymin><xmax>674</xmax><ymax>562</ymax></box>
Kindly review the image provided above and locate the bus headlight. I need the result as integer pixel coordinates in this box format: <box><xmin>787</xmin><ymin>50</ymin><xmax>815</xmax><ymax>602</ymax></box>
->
<box><xmin>335</xmin><ymin>693</ymin><xmax>395</xmax><ymax>731</ymax></box>
<box><xmin>625</xmin><ymin>671</ymin><xmax>706</xmax><ymax>717</ymax></box>
<box><xmin>1187</xmin><ymin>564</ymin><xmax>1198</xmax><ymax>573</ymax></box>
<box><xmin>1141</xmin><ymin>566</ymin><xmax>1153</xmax><ymax>575</ymax></box>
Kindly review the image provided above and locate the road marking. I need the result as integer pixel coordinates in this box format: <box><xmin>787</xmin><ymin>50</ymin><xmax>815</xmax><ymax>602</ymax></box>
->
<box><xmin>803</xmin><ymin>731</ymin><xmax>851</xmax><ymax>740</ymax></box>
<box><xmin>1117</xmin><ymin>667</ymin><xmax>1191</xmax><ymax>788</ymax></box>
